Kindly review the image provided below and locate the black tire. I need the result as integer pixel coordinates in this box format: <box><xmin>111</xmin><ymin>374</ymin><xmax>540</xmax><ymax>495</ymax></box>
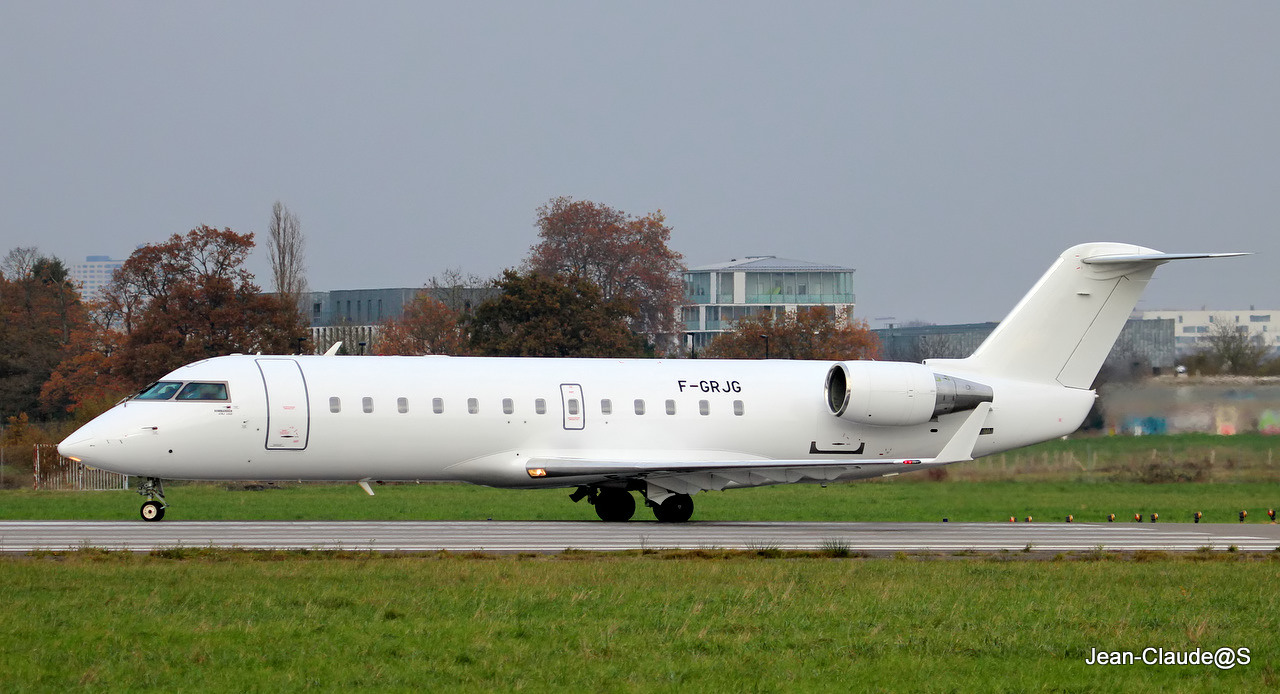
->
<box><xmin>140</xmin><ymin>500</ymin><xmax>165</xmax><ymax>522</ymax></box>
<box><xmin>653</xmin><ymin>494</ymin><xmax>694</xmax><ymax>523</ymax></box>
<box><xmin>593</xmin><ymin>488</ymin><xmax>635</xmax><ymax>522</ymax></box>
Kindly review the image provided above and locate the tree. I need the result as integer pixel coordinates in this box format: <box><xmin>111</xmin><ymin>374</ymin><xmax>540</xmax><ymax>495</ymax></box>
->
<box><xmin>1</xmin><ymin>247</ymin><xmax>43</xmax><ymax>279</ymax></box>
<box><xmin>45</xmin><ymin>227</ymin><xmax>306</xmax><ymax>408</ymax></box>
<box><xmin>526</xmin><ymin>197</ymin><xmax>683</xmax><ymax>348</ymax></box>
<box><xmin>468</xmin><ymin>270</ymin><xmax>647</xmax><ymax>357</ymax></box>
<box><xmin>267</xmin><ymin>201</ymin><xmax>308</xmax><ymax>309</ymax></box>
<box><xmin>0</xmin><ymin>250</ymin><xmax>88</xmax><ymax>419</ymax></box>
<box><xmin>703</xmin><ymin>306</ymin><xmax>880</xmax><ymax>360</ymax></box>
<box><xmin>1195</xmin><ymin>315</ymin><xmax>1270</xmax><ymax>375</ymax></box>
<box><xmin>376</xmin><ymin>295</ymin><xmax>470</xmax><ymax>355</ymax></box>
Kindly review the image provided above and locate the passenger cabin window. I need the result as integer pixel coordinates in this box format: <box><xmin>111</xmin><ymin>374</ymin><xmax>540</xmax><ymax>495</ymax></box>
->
<box><xmin>176</xmin><ymin>382</ymin><xmax>229</xmax><ymax>401</ymax></box>
<box><xmin>567</xmin><ymin>399</ymin><xmax>580</xmax><ymax>415</ymax></box>
<box><xmin>503</xmin><ymin>398</ymin><xmax>514</xmax><ymax>415</ymax></box>
<box><xmin>734</xmin><ymin>400</ymin><xmax>745</xmax><ymax>416</ymax></box>
<box><xmin>535</xmin><ymin>398</ymin><xmax>547</xmax><ymax>414</ymax></box>
<box><xmin>634</xmin><ymin>399</ymin><xmax>645</xmax><ymax>415</ymax></box>
<box><xmin>397</xmin><ymin>397</ymin><xmax>408</xmax><ymax>414</ymax></box>
<box><xmin>699</xmin><ymin>400</ymin><xmax>710</xmax><ymax>416</ymax></box>
<box><xmin>362</xmin><ymin>397</ymin><xmax>374</xmax><ymax>413</ymax></box>
<box><xmin>666</xmin><ymin>399</ymin><xmax>676</xmax><ymax>415</ymax></box>
<box><xmin>601</xmin><ymin>399</ymin><xmax>612</xmax><ymax>415</ymax></box>
<box><xmin>467</xmin><ymin>398</ymin><xmax>479</xmax><ymax>414</ymax></box>
<box><xmin>135</xmin><ymin>381</ymin><xmax>182</xmax><ymax>400</ymax></box>
<box><xmin>432</xmin><ymin>397</ymin><xmax>444</xmax><ymax>414</ymax></box>
<box><xmin>329</xmin><ymin>397</ymin><xmax>341</xmax><ymax>413</ymax></box>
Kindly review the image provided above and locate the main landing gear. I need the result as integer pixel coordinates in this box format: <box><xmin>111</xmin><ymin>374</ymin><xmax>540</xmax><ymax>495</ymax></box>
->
<box><xmin>569</xmin><ymin>486</ymin><xmax>695</xmax><ymax>523</ymax></box>
<box><xmin>137</xmin><ymin>477</ymin><xmax>167</xmax><ymax>522</ymax></box>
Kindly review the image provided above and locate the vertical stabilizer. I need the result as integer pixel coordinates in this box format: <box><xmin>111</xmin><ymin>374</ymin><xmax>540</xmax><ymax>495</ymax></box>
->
<box><xmin>930</xmin><ymin>243</ymin><xmax>1244</xmax><ymax>389</ymax></box>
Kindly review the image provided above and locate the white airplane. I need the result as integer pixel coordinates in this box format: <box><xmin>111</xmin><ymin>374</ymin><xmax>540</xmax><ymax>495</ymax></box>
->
<box><xmin>59</xmin><ymin>242</ymin><xmax>1242</xmax><ymax>522</ymax></box>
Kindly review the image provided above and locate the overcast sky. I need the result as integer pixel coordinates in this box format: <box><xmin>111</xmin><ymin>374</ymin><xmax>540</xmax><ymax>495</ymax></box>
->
<box><xmin>2</xmin><ymin>2</ymin><xmax>1276</xmax><ymax>324</ymax></box>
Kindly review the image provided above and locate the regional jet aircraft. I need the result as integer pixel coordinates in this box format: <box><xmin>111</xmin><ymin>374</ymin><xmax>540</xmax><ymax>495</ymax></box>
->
<box><xmin>59</xmin><ymin>243</ymin><xmax>1242</xmax><ymax>522</ymax></box>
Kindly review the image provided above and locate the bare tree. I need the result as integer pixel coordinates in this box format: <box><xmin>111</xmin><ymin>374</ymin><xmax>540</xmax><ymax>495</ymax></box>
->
<box><xmin>267</xmin><ymin>201</ymin><xmax>308</xmax><ymax>307</ymax></box>
<box><xmin>1</xmin><ymin>247</ymin><xmax>43</xmax><ymax>279</ymax></box>
<box><xmin>426</xmin><ymin>267</ymin><xmax>493</xmax><ymax>313</ymax></box>
<box><xmin>911</xmin><ymin>333</ymin><xmax>964</xmax><ymax>362</ymax></box>
<box><xmin>1200</xmin><ymin>314</ymin><xmax>1270</xmax><ymax>375</ymax></box>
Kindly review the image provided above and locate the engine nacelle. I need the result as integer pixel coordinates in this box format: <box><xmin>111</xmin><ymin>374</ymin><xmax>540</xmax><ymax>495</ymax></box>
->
<box><xmin>824</xmin><ymin>361</ymin><xmax>993</xmax><ymax>427</ymax></box>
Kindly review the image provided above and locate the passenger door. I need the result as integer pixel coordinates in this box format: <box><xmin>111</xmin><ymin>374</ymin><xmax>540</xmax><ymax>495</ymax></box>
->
<box><xmin>257</xmin><ymin>358</ymin><xmax>310</xmax><ymax>450</ymax></box>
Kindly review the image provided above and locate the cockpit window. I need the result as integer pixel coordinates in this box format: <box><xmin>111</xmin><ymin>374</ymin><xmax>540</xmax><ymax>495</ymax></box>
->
<box><xmin>176</xmin><ymin>382</ymin><xmax>230</xmax><ymax>401</ymax></box>
<box><xmin>134</xmin><ymin>381</ymin><xmax>183</xmax><ymax>400</ymax></box>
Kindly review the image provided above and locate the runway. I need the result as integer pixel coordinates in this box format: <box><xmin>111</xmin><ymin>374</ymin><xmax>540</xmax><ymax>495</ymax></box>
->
<box><xmin>3</xmin><ymin>520</ymin><xmax>1280</xmax><ymax>553</ymax></box>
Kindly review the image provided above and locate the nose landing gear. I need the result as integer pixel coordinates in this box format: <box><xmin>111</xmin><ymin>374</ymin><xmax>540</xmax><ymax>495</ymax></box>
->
<box><xmin>137</xmin><ymin>477</ymin><xmax>167</xmax><ymax>522</ymax></box>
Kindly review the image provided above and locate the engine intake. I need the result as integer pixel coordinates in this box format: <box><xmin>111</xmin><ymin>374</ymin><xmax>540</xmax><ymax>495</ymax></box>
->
<box><xmin>825</xmin><ymin>361</ymin><xmax>993</xmax><ymax>427</ymax></box>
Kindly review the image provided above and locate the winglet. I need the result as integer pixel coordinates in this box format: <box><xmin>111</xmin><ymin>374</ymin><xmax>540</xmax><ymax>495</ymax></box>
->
<box><xmin>323</xmin><ymin>342</ymin><xmax>343</xmax><ymax>357</ymax></box>
<box><xmin>930</xmin><ymin>402</ymin><xmax>991</xmax><ymax>464</ymax></box>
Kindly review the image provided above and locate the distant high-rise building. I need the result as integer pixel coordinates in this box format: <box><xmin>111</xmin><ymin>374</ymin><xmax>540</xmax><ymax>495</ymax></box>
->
<box><xmin>69</xmin><ymin>255</ymin><xmax>125</xmax><ymax>301</ymax></box>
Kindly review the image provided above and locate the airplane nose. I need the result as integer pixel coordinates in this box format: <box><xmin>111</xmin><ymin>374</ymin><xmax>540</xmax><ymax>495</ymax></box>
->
<box><xmin>57</xmin><ymin>436</ymin><xmax>94</xmax><ymax>462</ymax></box>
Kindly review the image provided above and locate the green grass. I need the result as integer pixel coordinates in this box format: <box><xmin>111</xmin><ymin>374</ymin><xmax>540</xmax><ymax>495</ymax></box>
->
<box><xmin>3</xmin><ymin>479</ymin><xmax>1280</xmax><ymax>524</ymax></box>
<box><xmin>1</xmin><ymin>551</ymin><xmax>1277</xmax><ymax>692</ymax></box>
<box><xmin>3</xmin><ymin>432</ymin><xmax>1279</xmax><ymax>522</ymax></box>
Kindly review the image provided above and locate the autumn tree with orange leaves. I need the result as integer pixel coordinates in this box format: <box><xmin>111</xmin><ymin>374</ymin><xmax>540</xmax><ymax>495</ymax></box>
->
<box><xmin>376</xmin><ymin>294</ymin><xmax>471</xmax><ymax>355</ymax></box>
<box><xmin>0</xmin><ymin>250</ymin><xmax>89</xmax><ymax>418</ymax></box>
<box><xmin>42</xmin><ymin>227</ymin><xmax>306</xmax><ymax>414</ymax></box>
<box><xmin>525</xmin><ymin>197</ymin><xmax>683</xmax><ymax>349</ymax></box>
<box><xmin>702</xmin><ymin>306</ymin><xmax>880</xmax><ymax>361</ymax></box>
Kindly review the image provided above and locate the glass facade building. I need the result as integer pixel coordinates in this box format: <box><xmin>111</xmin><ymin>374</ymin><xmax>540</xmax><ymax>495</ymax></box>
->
<box><xmin>681</xmin><ymin>256</ymin><xmax>857</xmax><ymax>351</ymax></box>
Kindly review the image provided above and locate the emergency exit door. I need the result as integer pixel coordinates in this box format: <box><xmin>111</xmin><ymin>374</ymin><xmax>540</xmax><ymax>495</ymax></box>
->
<box><xmin>560</xmin><ymin>384</ymin><xmax>585</xmax><ymax>430</ymax></box>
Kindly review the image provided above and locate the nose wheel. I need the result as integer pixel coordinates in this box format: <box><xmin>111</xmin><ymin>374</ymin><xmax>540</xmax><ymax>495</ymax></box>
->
<box><xmin>137</xmin><ymin>477</ymin><xmax>168</xmax><ymax>522</ymax></box>
<box><xmin>141</xmin><ymin>500</ymin><xmax>166</xmax><ymax>522</ymax></box>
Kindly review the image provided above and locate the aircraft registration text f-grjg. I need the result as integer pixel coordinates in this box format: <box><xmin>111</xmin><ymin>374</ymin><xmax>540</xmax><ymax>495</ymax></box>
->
<box><xmin>58</xmin><ymin>243</ymin><xmax>1246</xmax><ymax>522</ymax></box>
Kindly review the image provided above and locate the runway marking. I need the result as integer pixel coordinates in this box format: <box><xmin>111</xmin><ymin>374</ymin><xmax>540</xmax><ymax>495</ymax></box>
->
<box><xmin>3</xmin><ymin>521</ymin><xmax>1280</xmax><ymax>553</ymax></box>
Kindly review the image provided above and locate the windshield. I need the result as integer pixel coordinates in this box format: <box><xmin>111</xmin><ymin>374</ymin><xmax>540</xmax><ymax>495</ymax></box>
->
<box><xmin>176</xmin><ymin>382</ymin><xmax>229</xmax><ymax>401</ymax></box>
<box><xmin>134</xmin><ymin>381</ymin><xmax>183</xmax><ymax>400</ymax></box>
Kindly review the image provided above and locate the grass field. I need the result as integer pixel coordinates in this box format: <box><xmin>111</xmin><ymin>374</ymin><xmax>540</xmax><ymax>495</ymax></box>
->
<box><xmin>3</xmin><ymin>433</ymin><xmax>1279</xmax><ymax>691</ymax></box>
<box><xmin>4</xmin><ymin>432</ymin><xmax>1279</xmax><ymax>523</ymax></box>
<box><xmin>3</xmin><ymin>479</ymin><xmax>1280</xmax><ymax>525</ymax></box>
<box><xmin>1</xmin><ymin>551</ymin><xmax>1277</xmax><ymax>692</ymax></box>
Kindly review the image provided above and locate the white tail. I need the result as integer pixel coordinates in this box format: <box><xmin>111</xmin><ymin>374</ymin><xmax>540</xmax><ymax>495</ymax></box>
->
<box><xmin>929</xmin><ymin>243</ymin><xmax>1246</xmax><ymax>389</ymax></box>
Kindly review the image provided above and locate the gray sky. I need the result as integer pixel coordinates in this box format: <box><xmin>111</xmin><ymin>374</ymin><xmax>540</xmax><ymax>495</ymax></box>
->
<box><xmin>2</xmin><ymin>2</ymin><xmax>1276</xmax><ymax>325</ymax></box>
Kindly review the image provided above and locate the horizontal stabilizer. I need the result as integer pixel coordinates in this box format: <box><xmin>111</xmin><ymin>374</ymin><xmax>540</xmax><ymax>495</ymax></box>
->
<box><xmin>1082</xmin><ymin>252</ymin><xmax>1248</xmax><ymax>265</ymax></box>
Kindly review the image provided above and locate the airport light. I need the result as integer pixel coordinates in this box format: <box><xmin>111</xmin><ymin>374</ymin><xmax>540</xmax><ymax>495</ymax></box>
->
<box><xmin>1065</xmin><ymin>515</ymin><xmax>1073</xmax><ymax>523</ymax></box>
<box><xmin>1108</xmin><ymin>514</ymin><xmax>1115</xmax><ymax>522</ymax></box>
<box><xmin>1194</xmin><ymin>511</ymin><xmax>1202</xmax><ymax>523</ymax></box>
<box><xmin>1150</xmin><ymin>513</ymin><xmax>1158</xmax><ymax>523</ymax></box>
<box><xmin>1240</xmin><ymin>510</ymin><xmax>1248</xmax><ymax>523</ymax></box>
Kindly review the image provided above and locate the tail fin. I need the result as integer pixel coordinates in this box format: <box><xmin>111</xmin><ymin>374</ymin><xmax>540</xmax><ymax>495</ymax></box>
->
<box><xmin>929</xmin><ymin>243</ymin><xmax>1245</xmax><ymax>389</ymax></box>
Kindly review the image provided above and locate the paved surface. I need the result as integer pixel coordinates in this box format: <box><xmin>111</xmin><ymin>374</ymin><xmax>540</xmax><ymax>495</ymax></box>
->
<box><xmin>3</xmin><ymin>520</ymin><xmax>1280</xmax><ymax>553</ymax></box>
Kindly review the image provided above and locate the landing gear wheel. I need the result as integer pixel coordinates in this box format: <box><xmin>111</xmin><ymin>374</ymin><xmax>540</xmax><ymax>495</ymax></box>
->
<box><xmin>140</xmin><ymin>500</ymin><xmax>166</xmax><ymax>522</ymax></box>
<box><xmin>653</xmin><ymin>494</ymin><xmax>694</xmax><ymax>523</ymax></box>
<box><xmin>593</xmin><ymin>488</ymin><xmax>636</xmax><ymax>522</ymax></box>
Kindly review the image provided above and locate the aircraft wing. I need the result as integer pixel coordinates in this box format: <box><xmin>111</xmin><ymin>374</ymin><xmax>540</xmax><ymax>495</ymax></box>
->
<box><xmin>525</xmin><ymin>403</ymin><xmax>991</xmax><ymax>493</ymax></box>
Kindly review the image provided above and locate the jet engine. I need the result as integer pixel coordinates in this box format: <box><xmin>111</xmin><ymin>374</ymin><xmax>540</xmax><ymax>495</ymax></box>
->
<box><xmin>824</xmin><ymin>361</ymin><xmax>993</xmax><ymax>427</ymax></box>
